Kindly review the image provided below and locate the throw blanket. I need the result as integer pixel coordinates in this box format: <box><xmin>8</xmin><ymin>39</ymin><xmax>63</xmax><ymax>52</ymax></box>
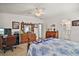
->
<box><xmin>27</xmin><ymin>38</ymin><xmax>79</xmax><ymax>56</ymax></box>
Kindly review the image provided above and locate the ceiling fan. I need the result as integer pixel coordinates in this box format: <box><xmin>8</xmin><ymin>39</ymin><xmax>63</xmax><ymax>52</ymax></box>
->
<box><xmin>19</xmin><ymin>7</ymin><xmax>45</xmax><ymax>18</ymax></box>
<box><xmin>34</xmin><ymin>8</ymin><xmax>44</xmax><ymax>17</ymax></box>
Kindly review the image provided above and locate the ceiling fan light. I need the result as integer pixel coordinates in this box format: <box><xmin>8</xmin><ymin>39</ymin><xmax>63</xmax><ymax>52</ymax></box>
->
<box><xmin>35</xmin><ymin>12</ymin><xmax>42</xmax><ymax>17</ymax></box>
<box><xmin>34</xmin><ymin>8</ymin><xmax>44</xmax><ymax>17</ymax></box>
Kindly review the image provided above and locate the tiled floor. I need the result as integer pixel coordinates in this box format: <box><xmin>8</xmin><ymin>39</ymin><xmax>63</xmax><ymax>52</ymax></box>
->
<box><xmin>0</xmin><ymin>43</ymin><xmax>27</xmax><ymax>56</ymax></box>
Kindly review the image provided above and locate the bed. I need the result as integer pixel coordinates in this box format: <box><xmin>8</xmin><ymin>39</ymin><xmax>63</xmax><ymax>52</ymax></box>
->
<box><xmin>27</xmin><ymin>38</ymin><xmax>79</xmax><ymax>56</ymax></box>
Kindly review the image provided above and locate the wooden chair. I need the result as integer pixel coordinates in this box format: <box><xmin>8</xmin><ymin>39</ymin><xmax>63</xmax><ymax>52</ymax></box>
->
<box><xmin>4</xmin><ymin>35</ymin><xmax>16</xmax><ymax>53</ymax></box>
<box><xmin>0</xmin><ymin>36</ymin><xmax>3</xmax><ymax>49</ymax></box>
<box><xmin>21</xmin><ymin>33</ymin><xmax>28</xmax><ymax>43</ymax></box>
<box><xmin>27</xmin><ymin>32</ymin><xmax>36</xmax><ymax>52</ymax></box>
<box><xmin>27</xmin><ymin>32</ymin><xmax>36</xmax><ymax>42</ymax></box>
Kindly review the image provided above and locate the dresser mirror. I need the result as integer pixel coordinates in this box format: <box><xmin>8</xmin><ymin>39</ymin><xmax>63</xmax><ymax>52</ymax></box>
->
<box><xmin>21</xmin><ymin>22</ymin><xmax>43</xmax><ymax>39</ymax></box>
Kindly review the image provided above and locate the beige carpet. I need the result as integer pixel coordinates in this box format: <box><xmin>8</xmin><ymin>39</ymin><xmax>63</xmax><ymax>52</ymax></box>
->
<box><xmin>0</xmin><ymin>43</ymin><xmax>27</xmax><ymax>56</ymax></box>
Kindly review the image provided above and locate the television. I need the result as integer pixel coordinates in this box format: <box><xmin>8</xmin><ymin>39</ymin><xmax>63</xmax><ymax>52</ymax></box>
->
<box><xmin>0</xmin><ymin>28</ymin><xmax>4</xmax><ymax>35</ymax></box>
<box><xmin>4</xmin><ymin>28</ymin><xmax>11</xmax><ymax>35</ymax></box>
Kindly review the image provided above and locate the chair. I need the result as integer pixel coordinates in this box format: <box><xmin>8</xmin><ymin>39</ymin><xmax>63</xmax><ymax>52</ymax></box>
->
<box><xmin>21</xmin><ymin>33</ymin><xmax>28</xmax><ymax>43</ymax></box>
<box><xmin>27</xmin><ymin>32</ymin><xmax>36</xmax><ymax>42</ymax></box>
<box><xmin>0</xmin><ymin>36</ymin><xmax>3</xmax><ymax>49</ymax></box>
<box><xmin>27</xmin><ymin>32</ymin><xmax>36</xmax><ymax>52</ymax></box>
<box><xmin>4</xmin><ymin>35</ymin><xmax>16</xmax><ymax>53</ymax></box>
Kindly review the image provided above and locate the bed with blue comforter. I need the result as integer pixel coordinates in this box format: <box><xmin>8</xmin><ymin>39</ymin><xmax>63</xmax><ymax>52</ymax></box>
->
<box><xmin>27</xmin><ymin>38</ymin><xmax>79</xmax><ymax>56</ymax></box>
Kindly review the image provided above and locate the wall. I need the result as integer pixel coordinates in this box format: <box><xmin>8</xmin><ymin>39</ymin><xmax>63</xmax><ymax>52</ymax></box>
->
<box><xmin>0</xmin><ymin>13</ymin><xmax>43</xmax><ymax>31</ymax></box>
<box><xmin>0</xmin><ymin>14</ymin><xmax>4</xmax><ymax>27</ymax></box>
<box><xmin>44</xmin><ymin>10</ymin><xmax>79</xmax><ymax>42</ymax></box>
<box><xmin>0</xmin><ymin>13</ymin><xmax>43</xmax><ymax>27</ymax></box>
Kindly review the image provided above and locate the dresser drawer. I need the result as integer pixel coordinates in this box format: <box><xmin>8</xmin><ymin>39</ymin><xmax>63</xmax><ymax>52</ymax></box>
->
<box><xmin>46</xmin><ymin>31</ymin><xmax>58</xmax><ymax>38</ymax></box>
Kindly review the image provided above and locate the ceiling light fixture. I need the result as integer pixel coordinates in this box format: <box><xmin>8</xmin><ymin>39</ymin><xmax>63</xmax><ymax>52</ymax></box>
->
<box><xmin>34</xmin><ymin>8</ymin><xmax>44</xmax><ymax>17</ymax></box>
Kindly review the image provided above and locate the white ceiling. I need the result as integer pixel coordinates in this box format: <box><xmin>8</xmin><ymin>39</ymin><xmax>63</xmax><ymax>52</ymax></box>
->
<box><xmin>0</xmin><ymin>3</ymin><xmax>79</xmax><ymax>19</ymax></box>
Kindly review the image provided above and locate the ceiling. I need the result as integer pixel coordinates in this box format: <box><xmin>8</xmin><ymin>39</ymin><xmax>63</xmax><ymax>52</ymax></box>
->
<box><xmin>0</xmin><ymin>3</ymin><xmax>79</xmax><ymax>19</ymax></box>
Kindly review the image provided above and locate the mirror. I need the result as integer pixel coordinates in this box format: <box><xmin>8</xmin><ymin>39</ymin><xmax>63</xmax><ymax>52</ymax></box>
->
<box><xmin>21</xmin><ymin>22</ymin><xmax>43</xmax><ymax>39</ymax></box>
<box><xmin>21</xmin><ymin>22</ymin><xmax>34</xmax><ymax>33</ymax></box>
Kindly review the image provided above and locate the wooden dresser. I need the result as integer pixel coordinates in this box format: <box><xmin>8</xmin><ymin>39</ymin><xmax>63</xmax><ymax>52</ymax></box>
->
<box><xmin>46</xmin><ymin>31</ymin><xmax>58</xmax><ymax>38</ymax></box>
<box><xmin>21</xmin><ymin>32</ymin><xmax>36</xmax><ymax>43</ymax></box>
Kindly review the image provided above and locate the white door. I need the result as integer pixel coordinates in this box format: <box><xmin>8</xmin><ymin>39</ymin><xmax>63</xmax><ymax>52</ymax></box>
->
<box><xmin>71</xmin><ymin>26</ymin><xmax>79</xmax><ymax>42</ymax></box>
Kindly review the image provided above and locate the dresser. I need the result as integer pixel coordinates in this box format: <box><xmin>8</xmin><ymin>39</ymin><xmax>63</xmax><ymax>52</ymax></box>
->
<box><xmin>46</xmin><ymin>31</ymin><xmax>58</xmax><ymax>38</ymax></box>
<box><xmin>21</xmin><ymin>32</ymin><xmax>36</xmax><ymax>43</ymax></box>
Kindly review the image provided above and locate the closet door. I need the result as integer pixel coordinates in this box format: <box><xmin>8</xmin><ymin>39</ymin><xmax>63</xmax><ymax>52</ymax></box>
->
<box><xmin>34</xmin><ymin>27</ymin><xmax>38</xmax><ymax>40</ymax></box>
<box><xmin>71</xmin><ymin>26</ymin><xmax>79</xmax><ymax>42</ymax></box>
<box><xmin>38</xmin><ymin>23</ymin><xmax>43</xmax><ymax>39</ymax></box>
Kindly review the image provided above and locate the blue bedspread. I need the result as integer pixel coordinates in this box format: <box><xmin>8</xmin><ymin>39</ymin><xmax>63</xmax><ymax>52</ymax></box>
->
<box><xmin>27</xmin><ymin>38</ymin><xmax>79</xmax><ymax>56</ymax></box>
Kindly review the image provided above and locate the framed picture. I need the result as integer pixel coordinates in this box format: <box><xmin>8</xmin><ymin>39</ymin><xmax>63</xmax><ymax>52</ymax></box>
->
<box><xmin>12</xmin><ymin>21</ymin><xmax>19</xmax><ymax>29</ymax></box>
<box><xmin>72</xmin><ymin>20</ymin><xmax>79</xmax><ymax>26</ymax></box>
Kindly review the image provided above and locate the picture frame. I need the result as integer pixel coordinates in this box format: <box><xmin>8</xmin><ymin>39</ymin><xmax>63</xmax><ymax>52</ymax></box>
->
<box><xmin>72</xmin><ymin>20</ymin><xmax>79</xmax><ymax>26</ymax></box>
<box><xmin>12</xmin><ymin>21</ymin><xmax>19</xmax><ymax>29</ymax></box>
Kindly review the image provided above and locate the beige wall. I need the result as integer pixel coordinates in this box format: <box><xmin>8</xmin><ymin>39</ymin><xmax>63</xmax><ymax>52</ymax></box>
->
<box><xmin>0</xmin><ymin>13</ymin><xmax>43</xmax><ymax>28</ymax></box>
